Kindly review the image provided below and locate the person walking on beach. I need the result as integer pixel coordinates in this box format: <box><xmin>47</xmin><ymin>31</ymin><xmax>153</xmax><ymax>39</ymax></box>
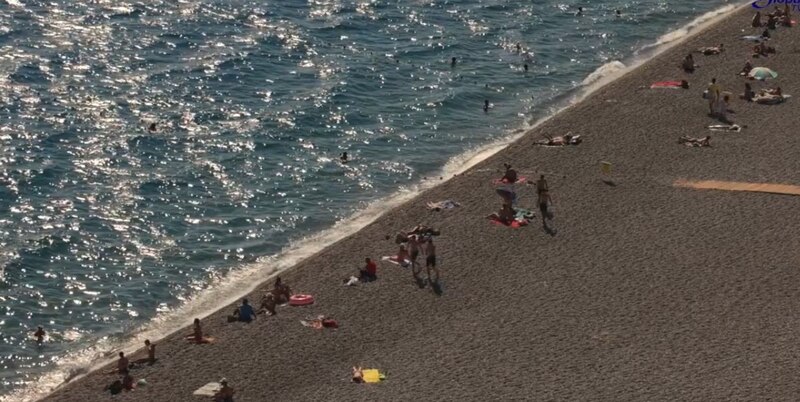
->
<box><xmin>536</xmin><ymin>174</ymin><xmax>549</xmax><ymax>197</ymax></box>
<box><xmin>707</xmin><ymin>78</ymin><xmax>721</xmax><ymax>116</ymax></box>
<box><xmin>538</xmin><ymin>189</ymin><xmax>553</xmax><ymax>226</ymax></box>
<box><xmin>424</xmin><ymin>238</ymin><xmax>439</xmax><ymax>285</ymax></box>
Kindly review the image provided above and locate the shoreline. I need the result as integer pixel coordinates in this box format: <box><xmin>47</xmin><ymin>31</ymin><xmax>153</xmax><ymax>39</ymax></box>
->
<box><xmin>21</xmin><ymin>1</ymin><xmax>800</xmax><ymax>400</ymax></box>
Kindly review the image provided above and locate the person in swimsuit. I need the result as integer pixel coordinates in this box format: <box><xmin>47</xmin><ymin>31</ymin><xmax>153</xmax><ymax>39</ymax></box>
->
<box><xmin>408</xmin><ymin>235</ymin><xmax>421</xmax><ymax>280</ymax></box>
<box><xmin>424</xmin><ymin>238</ymin><xmax>439</xmax><ymax>284</ymax></box>
<box><xmin>536</xmin><ymin>174</ymin><xmax>548</xmax><ymax>196</ymax></box>
<box><xmin>34</xmin><ymin>326</ymin><xmax>45</xmax><ymax>344</ymax></box>
<box><xmin>272</xmin><ymin>277</ymin><xmax>292</xmax><ymax>303</ymax></box>
<box><xmin>131</xmin><ymin>339</ymin><xmax>156</xmax><ymax>366</ymax></box>
<box><xmin>117</xmin><ymin>352</ymin><xmax>129</xmax><ymax>374</ymax></box>
<box><xmin>186</xmin><ymin>318</ymin><xmax>204</xmax><ymax>343</ymax></box>
<box><xmin>395</xmin><ymin>244</ymin><xmax>410</xmax><ymax>267</ymax></box>
<box><xmin>538</xmin><ymin>190</ymin><xmax>552</xmax><ymax>225</ymax></box>
<box><xmin>752</xmin><ymin>11</ymin><xmax>762</xmax><ymax>27</ymax></box>
<box><xmin>340</xmin><ymin>152</ymin><xmax>348</xmax><ymax>164</ymax></box>
<box><xmin>496</xmin><ymin>164</ymin><xmax>518</xmax><ymax>205</ymax></box>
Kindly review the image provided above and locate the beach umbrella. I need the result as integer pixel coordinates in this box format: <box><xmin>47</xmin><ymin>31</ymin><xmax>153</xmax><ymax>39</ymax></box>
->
<box><xmin>748</xmin><ymin>67</ymin><xmax>778</xmax><ymax>80</ymax></box>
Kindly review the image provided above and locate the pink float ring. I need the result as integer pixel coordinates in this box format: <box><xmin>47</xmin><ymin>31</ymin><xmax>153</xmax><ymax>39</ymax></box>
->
<box><xmin>289</xmin><ymin>294</ymin><xmax>314</xmax><ymax>306</ymax></box>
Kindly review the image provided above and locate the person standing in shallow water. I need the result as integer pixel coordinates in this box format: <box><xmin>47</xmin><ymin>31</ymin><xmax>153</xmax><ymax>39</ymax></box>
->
<box><xmin>451</xmin><ymin>57</ymin><xmax>457</xmax><ymax>67</ymax></box>
<box><xmin>484</xmin><ymin>100</ymin><xmax>489</xmax><ymax>112</ymax></box>
<box><xmin>33</xmin><ymin>326</ymin><xmax>45</xmax><ymax>344</ymax></box>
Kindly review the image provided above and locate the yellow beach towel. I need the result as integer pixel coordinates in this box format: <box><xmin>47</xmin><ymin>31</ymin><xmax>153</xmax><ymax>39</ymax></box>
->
<box><xmin>362</xmin><ymin>369</ymin><xmax>383</xmax><ymax>383</ymax></box>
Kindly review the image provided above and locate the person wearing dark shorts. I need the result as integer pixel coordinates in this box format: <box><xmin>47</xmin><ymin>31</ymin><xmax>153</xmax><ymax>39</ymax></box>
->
<box><xmin>424</xmin><ymin>239</ymin><xmax>439</xmax><ymax>284</ymax></box>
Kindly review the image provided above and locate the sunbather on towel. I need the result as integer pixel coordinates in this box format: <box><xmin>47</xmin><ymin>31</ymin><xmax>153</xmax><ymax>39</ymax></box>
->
<box><xmin>698</xmin><ymin>44</ymin><xmax>724</xmax><ymax>55</ymax></box>
<box><xmin>759</xmin><ymin>87</ymin><xmax>782</xmax><ymax>96</ymax></box>
<box><xmin>427</xmin><ymin>200</ymin><xmax>460</xmax><ymax>211</ymax></box>
<box><xmin>678</xmin><ymin>136</ymin><xmax>711</xmax><ymax>147</ymax></box>
<box><xmin>707</xmin><ymin>124</ymin><xmax>744</xmax><ymax>132</ymax></box>
<box><xmin>535</xmin><ymin>133</ymin><xmax>582</xmax><ymax>146</ymax></box>
<box><xmin>738</xmin><ymin>61</ymin><xmax>753</xmax><ymax>76</ymax></box>
<box><xmin>352</xmin><ymin>367</ymin><xmax>364</xmax><ymax>383</ymax></box>
<box><xmin>754</xmin><ymin>93</ymin><xmax>786</xmax><ymax>104</ymax></box>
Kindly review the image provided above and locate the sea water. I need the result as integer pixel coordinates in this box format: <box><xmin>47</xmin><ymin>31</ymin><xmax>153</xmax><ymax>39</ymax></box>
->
<box><xmin>0</xmin><ymin>0</ymin><xmax>736</xmax><ymax>399</ymax></box>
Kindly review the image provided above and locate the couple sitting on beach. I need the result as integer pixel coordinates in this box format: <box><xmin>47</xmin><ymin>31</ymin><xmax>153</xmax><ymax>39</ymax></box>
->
<box><xmin>256</xmin><ymin>277</ymin><xmax>293</xmax><ymax>315</ymax></box>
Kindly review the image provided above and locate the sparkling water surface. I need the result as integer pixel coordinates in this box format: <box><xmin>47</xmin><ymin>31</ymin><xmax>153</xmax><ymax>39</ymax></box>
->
<box><xmin>0</xmin><ymin>0</ymin><xmax>731</xmax><ymax>397</ymax></box>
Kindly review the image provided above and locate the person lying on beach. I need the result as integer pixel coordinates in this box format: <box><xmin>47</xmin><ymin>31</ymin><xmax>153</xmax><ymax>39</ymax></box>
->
<box><xmin>487</xmin><ymin>202</ymin><xmax>516</xmax><ymax>225</ymax></box>
<box><xmin>753</xmin><ymin>92</ymin><xmax>788</xmax><ymax>104</ymax></box>
<box><xmin>231</xmin><ymin>299</ymin><xmax>256</xmax><ymax>323</ymax></box>
<box><xmin>535</xmin><ymin>133</ymin><xmax>582</xmax><ymax>146</ymax></box>
<box><xmin>752</xmin><ymin>11</ymin><xmax>762</xmax><ymax>27</ymax></box>
<box><xmin>258</xmin><ymin>293</ymin><xmax>277</xmax><ymax>315</ymax></box>
<box><xmin>697</xmin><ymin>44</ymin><xmax>723</xmax><ymax>55</ymax></box>
<box><xmin>352</xmin><ymin>367</ymin><xmax>364</xmax><ymax>383</ymax></box>
<box><xmin>707</xmin><ymin>123</ymin><xmax>745</xmax><ymax>132</ymax></box>
<box><xmin>213</xmin><ymin>379</ymin><xmax>235</xmax><ymax>402</ymax></box>
<box><xmin>738</xmin><ymin>61</ymin><xmax>753</xmax><ymax>76</ymax></box>
<box><xmin>759</xmin><ymin>87</ymin><xmax>782</xmax><ymax>97</ymax></box>
<box><xmin>752</xmin><ymin>42</ymin><xmax>775</xmax><ymax>58</ymax></box>
<box><xmin>301</xmin><ymin>315</ymin><xmax>339</xmax><ymax>329</ymax></box>
<box><xmin>681</xmin><ymin>54</ymin><xmax>695</xmax><ymax>72</ymax></box>
<box><xmin>678</xmin><ymin>136</ymin><xmax>711</xmax><ymax>147</ymax></box>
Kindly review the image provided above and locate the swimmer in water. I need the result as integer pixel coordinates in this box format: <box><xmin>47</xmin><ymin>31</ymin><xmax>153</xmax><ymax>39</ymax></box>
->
<box><xmin>34</xmin><ymin>326</ymin><xmax>45</xmax><ymax>344</ymax></box>
<box><xmin>516</xmin><ymin>43</ymin><xmax>522</xmax><ymax>53</ymax></box>
<box><xmin>148</xmin><ymin>122</ymin><xmax>157</xmax><ymax>132</ymax></box>
<box><xmin>576</xmin><ymin>6</ymin><xmax>583</xmax><ymax>16</ymax></box>
<box><xmin>484</xmin><ymin>100</ymin><xmax>489</xmax><ymax>112</ymax></box>
<box><xmin>451</xmin><ymin>57</ymin><xmax>457</xmax><ymax>67</ymax></box>
<box><xmin>340</xmin><ymin>152</ymin><xmax>348</xmax><ymax>164</ymax></box>
<box><xmin>524</xmin><ymin>64</ymin><xmax>528</xmax><ymax>72</ymax></box>
<box><xmin>616</xmin><ymin>9</ymin><xmax>621</xmax><ymax>17</ymax></box>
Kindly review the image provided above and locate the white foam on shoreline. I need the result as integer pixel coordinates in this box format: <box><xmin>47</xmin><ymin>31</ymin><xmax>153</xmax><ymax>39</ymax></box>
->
<box><xmin>6</xmin><ymin>3</ymin><xmax>749</xmax><ymax>401</ymax></box>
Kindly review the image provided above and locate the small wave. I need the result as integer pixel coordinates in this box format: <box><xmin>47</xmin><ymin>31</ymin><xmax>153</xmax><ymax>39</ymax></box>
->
<box><xmin>637</xmin><ymin>4</ymin><xmax>739</xmax><ymax>54</ymax></box>
<box><xmin>581</xmin><ymin>60</ymin><xmax>626</xmax><ymax>86</ymax></box>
